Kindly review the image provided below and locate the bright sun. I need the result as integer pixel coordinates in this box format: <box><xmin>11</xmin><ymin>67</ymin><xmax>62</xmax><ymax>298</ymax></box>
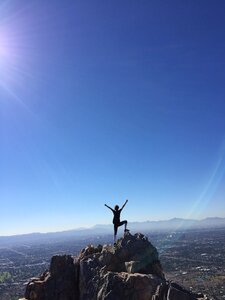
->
<box><xmin>0</xmin><ymin>29</ymin><xmax>12</xmax><ymax>67</ymax></box>
<box><xmin>0</xmin><ymin>34</ymin><xmax>7</xmax><ymax>60</ymax></box>
<box><xmin>0</xmin><ymin>23</ymin><xmax>35</xmax><ymax>112</ymax></box>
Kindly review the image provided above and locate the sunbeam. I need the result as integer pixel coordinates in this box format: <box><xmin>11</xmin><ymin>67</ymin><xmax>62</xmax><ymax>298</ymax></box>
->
<box><xmin>187</xmin><ymin>138</ymin><xmax>225</xmax><ymax>219</ymax></box>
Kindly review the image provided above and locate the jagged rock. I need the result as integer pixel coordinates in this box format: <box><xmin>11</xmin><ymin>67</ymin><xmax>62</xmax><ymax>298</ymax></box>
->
<box><xmin>24</xmin><ymin>255</ymin><xmax>79</xmax><ymax>300</ymax></box>
<box><xmin>166</xmin><ymin>283</ymin><xmax>210</xmax><ymax>300</ymax></box>
<box><xmin>96</xmin><ymin>272</ymin><xmax>163</xmax><ymax>300</ymax></box>
<box><xmin>20</xmin><ymin>232</ymin><xmax>209</xmax><ymax>300</ymax></box>
<box><xmin>151</xmin><ymin>282</ymin><xmax>210</xmax><ymax>300</ymax></box>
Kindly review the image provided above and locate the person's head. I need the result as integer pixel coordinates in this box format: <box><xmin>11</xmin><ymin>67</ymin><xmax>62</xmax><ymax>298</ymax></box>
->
<box><xmin>114</xmin><ymin>205</ymin><xmax>119</xmax><ymax>211</ymax></box>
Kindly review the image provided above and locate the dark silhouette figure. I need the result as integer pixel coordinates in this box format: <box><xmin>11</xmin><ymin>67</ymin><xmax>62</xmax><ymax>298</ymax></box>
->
<box><xmin>105</xmin><ymin>199</ymin><xmax>128</xmax><ymax>242</ymax></box>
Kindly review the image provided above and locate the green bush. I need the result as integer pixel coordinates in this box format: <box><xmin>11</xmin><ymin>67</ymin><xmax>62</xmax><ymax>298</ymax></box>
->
<box><xmin>0</xmin><ymin>272</ymin><xmax>12</xmax><ymax>283</ymax></box>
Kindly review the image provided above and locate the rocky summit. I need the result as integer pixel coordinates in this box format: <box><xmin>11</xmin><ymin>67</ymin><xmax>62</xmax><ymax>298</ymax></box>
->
<box><xmin>19</xmin><ymin>232</ymin><xmax>209</xmax><ymax>300</ymax></box>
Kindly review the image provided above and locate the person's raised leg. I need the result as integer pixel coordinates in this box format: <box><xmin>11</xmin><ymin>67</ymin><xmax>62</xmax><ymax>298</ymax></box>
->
<box><xmin>119</xmin><ymin>220</ymin><xmax>128</xmax><ymax>232</ymax></box>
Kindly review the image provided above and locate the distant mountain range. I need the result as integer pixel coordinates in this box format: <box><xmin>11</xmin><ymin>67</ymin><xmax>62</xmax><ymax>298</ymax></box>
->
<box><xmin>1</xmin><ymin>217</ymin><xmax>225</xmax><ymax>246</ymax></box>
<box><xmin>93</xmin><ymin>216</ymin><xmax>225</xmax><ymax>234</ymax></box>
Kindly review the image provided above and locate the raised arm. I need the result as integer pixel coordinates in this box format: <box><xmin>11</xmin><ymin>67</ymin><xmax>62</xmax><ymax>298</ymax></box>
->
<box><xmin>105</xmin><ymin>204</ymin><xmax>114</xmax><ymax>212</ymax></box>
<box><xmin>121</xmin><ymin>199</ymin><xmax>128</xmax><ymax>211</ymax></box>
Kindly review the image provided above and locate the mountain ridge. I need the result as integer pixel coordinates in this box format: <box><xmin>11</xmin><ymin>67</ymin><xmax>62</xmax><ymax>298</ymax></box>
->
<box><xmin>1</xmin><ymin>216</ymin><xmax>225</xmax><ymax>246</ymax></box>
<box><xmin>19</xmin><ymin>232</ymin><xmax>209</xmax><ymax>300</ymax></box>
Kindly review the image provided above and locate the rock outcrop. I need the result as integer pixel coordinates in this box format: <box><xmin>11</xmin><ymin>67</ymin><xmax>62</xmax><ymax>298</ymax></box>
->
<box><xmin>19</xmin><ymin>232</ymin><xmax>209</xmax><ymax>300</ymax></box>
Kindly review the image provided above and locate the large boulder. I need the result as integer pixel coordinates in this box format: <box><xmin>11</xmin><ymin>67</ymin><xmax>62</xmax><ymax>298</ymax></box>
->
<box><xmin>24</xmin><ymin>255</ymin><xmax>79</xmax><ymax>300</ymax></box>
<box><xmin>97</xmin><ymin>272</ymin><xmax>163</xmax><ymax>300</ymax></box>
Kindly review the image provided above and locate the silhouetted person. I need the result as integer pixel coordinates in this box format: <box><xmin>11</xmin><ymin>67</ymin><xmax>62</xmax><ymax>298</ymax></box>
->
<box><xmin>105</xmin><ymin>199</ymin><xmax>128</xmax><ymax>242</ymax></box>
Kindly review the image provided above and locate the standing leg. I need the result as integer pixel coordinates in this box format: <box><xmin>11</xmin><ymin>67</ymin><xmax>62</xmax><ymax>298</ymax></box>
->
<box><xmin>124</xmin><ymin>220</ymin><xmax>128</xmax><ymax>231</ymax></box>
<box><xmin>114</xmin><ymin>224</ymin><xmax>118</xmax><ymax>243</ymax></box>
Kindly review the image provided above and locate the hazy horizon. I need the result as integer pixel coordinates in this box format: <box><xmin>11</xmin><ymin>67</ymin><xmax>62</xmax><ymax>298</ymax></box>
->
<box><xmin>1</xmin><ymin>1</ymin><xmax>225</xmax><ymax>235</ymax></box>
<box><xmin>1</xmin><ymin>215</ymin><xmax>225</xmax><ymax>237</ymax></box>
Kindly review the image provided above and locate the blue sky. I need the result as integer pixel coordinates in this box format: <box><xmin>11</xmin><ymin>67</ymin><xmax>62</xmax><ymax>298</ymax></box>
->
<box><xmin>1</xmin><ymin>0</ymin><xmax>225</xmax><ymax>235</ymax></box>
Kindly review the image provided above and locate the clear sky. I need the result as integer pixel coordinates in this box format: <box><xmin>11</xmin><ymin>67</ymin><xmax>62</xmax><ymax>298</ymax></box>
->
<box><xmin>1</xmin><ymin>0</ymin><xmax>225</xmax><ymax>235</ymax></box>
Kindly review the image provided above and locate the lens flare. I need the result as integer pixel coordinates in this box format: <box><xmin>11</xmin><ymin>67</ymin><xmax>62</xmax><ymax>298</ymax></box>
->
<box><xmin>187</xmin><ymin>139</ymin><xmax>225</xmax><ymax>219</ymax></box>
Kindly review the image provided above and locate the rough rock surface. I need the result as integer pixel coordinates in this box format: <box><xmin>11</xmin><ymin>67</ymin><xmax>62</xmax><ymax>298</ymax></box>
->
<box><xmin>19</xmin><ymin>232</ymin><xmax>210</xmax><ymax>300</ymax></box>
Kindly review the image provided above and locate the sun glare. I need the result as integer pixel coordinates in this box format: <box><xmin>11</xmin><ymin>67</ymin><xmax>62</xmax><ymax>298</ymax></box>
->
<box><xmin>0</xmin><ymin>26</ymin><xmax>18</xmax><ymax>72</ymax></box>
<box><xmin>0</xmin><ymin>21</ymin><xmax>26</xmax><ymax>73</ymax></box>
<box><xmin>0</xmin><ymin>32</ymin><xmax>9</xmax><ymax>62</ymax></box>
<box><xmin>0</xmin><ymin>26</ymin><xmax>34</xmax><ymax>113</ymax></box>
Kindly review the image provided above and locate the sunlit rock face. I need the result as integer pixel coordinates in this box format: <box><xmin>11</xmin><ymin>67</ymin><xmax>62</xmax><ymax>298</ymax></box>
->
<box><xmin>19</xmin><ymin>232</ymin><xmax>209</xmax><ymax>300</ymax></box>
